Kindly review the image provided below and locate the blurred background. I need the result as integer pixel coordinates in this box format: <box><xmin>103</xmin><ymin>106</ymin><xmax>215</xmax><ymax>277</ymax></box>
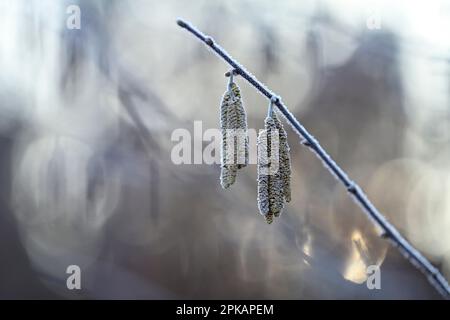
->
<box><xmin>0</xmin><ymin>0</ymin><xmax>449</xmax><ymax>299</ymax></box>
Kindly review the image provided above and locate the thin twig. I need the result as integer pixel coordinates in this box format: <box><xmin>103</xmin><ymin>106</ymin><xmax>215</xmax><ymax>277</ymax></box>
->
<box><xmin>176</xmin><ymin>18</ymin><xmax>450</xmax><ymax>298</ymax></box>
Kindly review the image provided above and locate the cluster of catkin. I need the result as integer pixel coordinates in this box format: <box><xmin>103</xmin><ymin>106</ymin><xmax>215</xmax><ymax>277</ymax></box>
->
<box><xmin>219</xmin><ymin>75</ymin><xmax>291</xmax><ymax>224</ymax></box>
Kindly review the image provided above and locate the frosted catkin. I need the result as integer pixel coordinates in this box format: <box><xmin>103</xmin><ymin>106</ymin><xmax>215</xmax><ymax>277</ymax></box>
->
<box><xmin>272</xmin><ymin>110</ymin><xmax>291</xmax><ymax>204</ymax></box>
<box><xmin>220</xmin><ymin>82</ymin><xmax>248</xmax><ymax>188</ymax></box>
<box><xmin>220</xmin><ymin>88</ymin><xmax>236</xmax><ymax>188</ymax></box>
<box><xmin>257</xmin><ymin>116</ymin><xmax>286</xmax><ymax>223</ymax></box>
<box><xmin>266</xmin><ymin>116</ymin><xmax>284</xmax><ymax>217</ymax></box>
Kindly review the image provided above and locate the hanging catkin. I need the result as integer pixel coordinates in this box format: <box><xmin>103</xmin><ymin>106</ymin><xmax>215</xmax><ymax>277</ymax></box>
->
<box><xmin>257</xmin><ymin>100</ymin><xmax>291</xmax><ymax>223</ymax></box>
<box><xmin>220</xmin><ymin>87</ymin><xmax>237</xmax><ymax>188</ymax></box>
<box><xmin>220</xmin><ymin>75</ymin><xmax>248</xmax><ymax>189</ymax></box>
<box><xmin>272</xmin><ymin>110</ymin><xmax>291</xmax><ymax>204</ymax></box>
<box><xmin>257</xmin><ymin>116</ymin><xmax>284</xmax><ymax>222</ymax></box>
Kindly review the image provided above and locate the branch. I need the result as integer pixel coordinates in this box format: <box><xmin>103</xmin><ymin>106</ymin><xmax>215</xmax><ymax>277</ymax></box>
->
<box><xmin>176</xmin><ymin>18</ymin><xmax>450</xmax><ymax>298</ymax></box>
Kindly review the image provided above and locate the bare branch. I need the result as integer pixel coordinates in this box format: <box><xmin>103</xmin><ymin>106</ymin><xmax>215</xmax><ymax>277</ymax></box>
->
<box><xmin>176</xmin><ymin>18</ymin><xmax>450</xmax><ymax>298</ymax></box>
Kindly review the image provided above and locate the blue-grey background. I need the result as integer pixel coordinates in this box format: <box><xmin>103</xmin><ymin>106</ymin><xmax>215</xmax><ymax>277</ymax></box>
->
<box><xmin>0</xmin><ymin>0</ymin><xmax>449</xmax><ymax>299</ymax></box>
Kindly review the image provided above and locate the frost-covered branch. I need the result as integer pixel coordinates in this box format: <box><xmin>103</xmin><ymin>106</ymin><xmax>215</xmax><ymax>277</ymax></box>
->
<box><xmin>176</xmin><ymin>18</ymin><xmax>450</xmax><ymax>298</ymax></box>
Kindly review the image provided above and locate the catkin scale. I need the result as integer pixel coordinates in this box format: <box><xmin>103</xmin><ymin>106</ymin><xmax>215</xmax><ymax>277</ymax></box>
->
<box><xmin>265</xmin><ymin>212</ymin><xmax>274</xmax><ymax>224</ymax></box>
<box><xmin>220</xmin><ymin>165</ymin><xmax>237</xmax><ymax>189</ymax></box>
